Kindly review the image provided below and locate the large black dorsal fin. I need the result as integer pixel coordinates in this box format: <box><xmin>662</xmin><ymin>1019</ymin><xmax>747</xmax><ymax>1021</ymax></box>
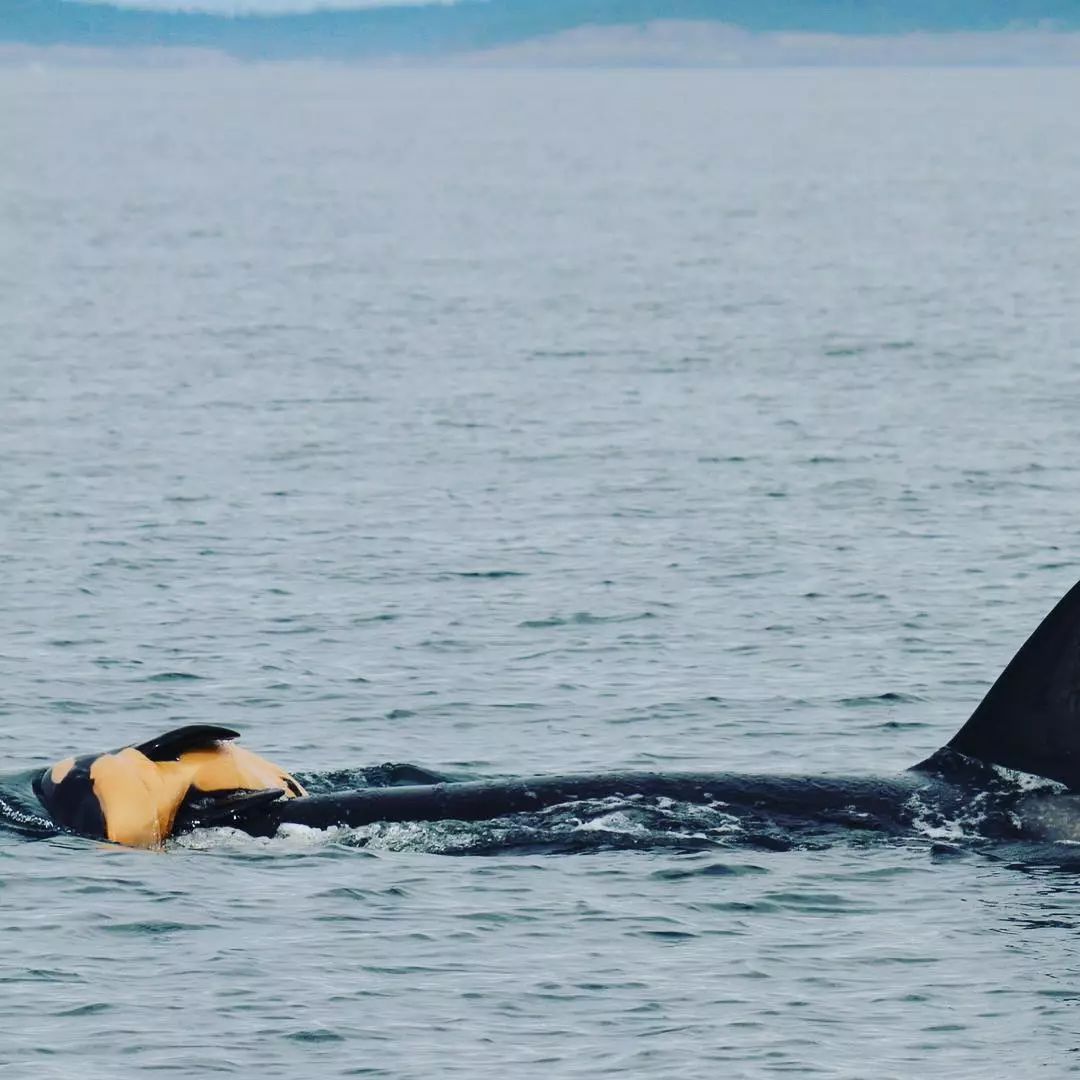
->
<box><xmin>930</xmin><ymin>577</ymin><xmax>1080</xmax><ymax>788</ymax></box>
<box><xmin>134</xmin><ymin>725</ymin><xmax>240</xmax><ymax>762</ymax></box>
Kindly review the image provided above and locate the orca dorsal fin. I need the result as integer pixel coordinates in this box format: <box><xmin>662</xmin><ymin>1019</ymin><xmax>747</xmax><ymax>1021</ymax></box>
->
<box><xmin>930</xmin><ymin>577</ymin><xmax>1080</xmax><ymax>788</ymax></box>
<box><xmin>134</xmin><ymin>725</ymin><xmax>240</xmax><ymax>762</ymax></box>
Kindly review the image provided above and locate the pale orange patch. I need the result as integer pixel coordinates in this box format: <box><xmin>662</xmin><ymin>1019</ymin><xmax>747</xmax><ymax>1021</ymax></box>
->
<box><xmin>50</xmin><ymin>757</ymin><xmax>76</xmax><ymax>785</ymax></box>
<box><xmin>91</xmin><ymin>748</ymin><xmax>193</xmax><ymax>848</ymax></box>
<box><xmin>180</xmin><ymin>743</ymin><xmax>307</xmax><ymax>800</ymax></box>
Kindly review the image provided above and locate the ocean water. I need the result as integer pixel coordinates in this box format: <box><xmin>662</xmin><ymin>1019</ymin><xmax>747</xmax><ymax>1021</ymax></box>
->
<box><xmin>3</xmin><ymin>64</ymin><xmax>1080</xmax><ymax>1077</ymax></box>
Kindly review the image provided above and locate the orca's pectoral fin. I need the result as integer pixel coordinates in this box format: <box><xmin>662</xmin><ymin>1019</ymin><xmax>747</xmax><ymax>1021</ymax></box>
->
<box><xmin>914</xmin><ymin>577</ymin><xmax>1080</xmax><ymax>789</ymax></box>
<box><xmin>173</xmin><ymin>787</ymin><xmax>286</xmax><ymax>833</ymax></box>
<box><xmin>135</xmin><ymin>725</ymin><xmax>241</xmax><ymax>762</ymax></box>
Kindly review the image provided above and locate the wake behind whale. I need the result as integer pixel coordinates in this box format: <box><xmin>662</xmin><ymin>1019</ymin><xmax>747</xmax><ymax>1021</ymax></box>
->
<box><xmin>14</xmin><ymin>576</ymin><xmax>1080</xmax><ymax>863</ymax></box>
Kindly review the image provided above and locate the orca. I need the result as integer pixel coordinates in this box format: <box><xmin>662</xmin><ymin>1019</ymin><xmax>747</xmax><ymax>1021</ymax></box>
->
<box><xmin>28</xmin><ymin>577</ymin><xmax>1080</xmax><ymax>852</ymax></box>
<box><xmin>33</xmin><ymin>725</ymin><xmax>305</xmax><ymax>847</ymax></box>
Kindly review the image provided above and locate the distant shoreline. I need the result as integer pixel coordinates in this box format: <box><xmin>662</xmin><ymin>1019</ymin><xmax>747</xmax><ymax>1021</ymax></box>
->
<box><xmin>6</xmin><ymin>0</ymin><xmax>1080</xmax><ymax>65</ymax></box>
<box><xmin>5</xmin><ymin>23</ymin><xmax>1080</xmax><ymax>68</ymax></box>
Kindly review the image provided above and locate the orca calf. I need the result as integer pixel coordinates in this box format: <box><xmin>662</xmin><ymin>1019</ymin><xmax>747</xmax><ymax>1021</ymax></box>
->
<box><xmin>30</xmin><ymin>577</ymin><xmax>1080</xmax><ymax>851</ymax></box>
<box><xmin>33</xmin><ymin>727</ymin><xmax>306</xmax><ymax>847</ymax></box>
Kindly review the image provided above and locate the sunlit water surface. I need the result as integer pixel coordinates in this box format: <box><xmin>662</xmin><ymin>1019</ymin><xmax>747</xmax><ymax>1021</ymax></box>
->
<box><xmin>3</xmin><ymin>65</ymin><xmax>1080</xmax><ymax>1077</ymax></box>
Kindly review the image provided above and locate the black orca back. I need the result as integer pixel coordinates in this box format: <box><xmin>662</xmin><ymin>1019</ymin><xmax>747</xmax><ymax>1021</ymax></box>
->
<box><xmin>922</xmin><ymin>577</ymin><xmax>1080</xmax><ymax>789</ymax></box>
<box><xmin>32</xmin><ymin>755</ymin><xmax>107</xmax><ymax>839</ymax></box>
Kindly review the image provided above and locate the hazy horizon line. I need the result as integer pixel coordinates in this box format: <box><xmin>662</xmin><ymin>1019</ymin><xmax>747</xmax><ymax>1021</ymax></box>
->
<box><xmin>5</xmin><ymin>21</ymin><xmax>1080</xmax><ymax>68</ymax></box>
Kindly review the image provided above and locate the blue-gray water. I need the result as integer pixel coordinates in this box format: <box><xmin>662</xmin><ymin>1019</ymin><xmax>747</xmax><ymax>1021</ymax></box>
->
<box><xmin>3</xmin><ymin>65</ymin><xmax>1080</xmax><ymax>1077</ymax></box>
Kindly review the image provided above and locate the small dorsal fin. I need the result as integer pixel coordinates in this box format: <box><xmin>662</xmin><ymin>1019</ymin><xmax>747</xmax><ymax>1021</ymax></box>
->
<box><xmin>924</xmin><ymin>577</ymin><xmax>1080</xmax><ymax>788</ymax></box>
<box><xmin>134</xmin><ymin>725</ymin><xmax>240</xmax><ymax>762</ymax></box>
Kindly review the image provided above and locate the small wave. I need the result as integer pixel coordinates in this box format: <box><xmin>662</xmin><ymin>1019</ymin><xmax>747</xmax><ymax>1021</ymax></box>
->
<box><xmin>54</xmin><ymin>1003</ymin><xmax>112</xmax><ymax>1017</ymax></box>
<box><xmin>447</xmin><ymin>570</ymin><xmax>526</xmax><ymax>579</ymax></box>
<box><xmin>839</xmin><ymin>692</ymin><xmax>925</xmax><ymax>707</ymax></box>
<box><xmin>519</xmin><ymin>612</ymin><xmax>656</xmax><ymax>629</ymax></box>
<box><xmin>0</xmin><ymin>802</ymin><xmax>54</xmax><ymax>832</ymax></box>
<box><xmin>285</xmin><ymin>1029</ymin><xmax>346</xmax><ymax>1044</ymax></box>
<box><xmin>100</xmin><ymin>922</ymin><xmax>192</xmax><ymax>937</ymax></box>
<box><xmin>0</xmin><ymin>780</ymin><xmax>58</xmax><ymax>838</ymax></box>
<box><xmin>650</xmin><ymin>861</ymin><xmax>769</xmax><ymax>880</ymax></box>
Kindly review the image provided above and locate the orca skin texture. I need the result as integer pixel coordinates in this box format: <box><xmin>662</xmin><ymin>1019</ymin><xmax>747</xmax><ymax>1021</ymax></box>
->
<box><xmin>254</xmin><ymin>772</ymin><xmax>946</xmax><ymax>836</ymax></box>
<box><xmin>29</xmin><ymin>575</ymin><xmax>1080</xmax><ymax>850</ymax></box>
<box><xmin>240</xmin><ymin>575</ymin><xmax>1080</xmax><ymax>842</ymax></box>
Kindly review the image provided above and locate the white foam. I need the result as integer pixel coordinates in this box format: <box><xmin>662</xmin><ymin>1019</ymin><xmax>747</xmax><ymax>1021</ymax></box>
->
<box><xmin>172</xmin><ymin>823</ymin><xmax>342</xmax><ymax>852</ymax></box>
<box><xmin>574</xmin><ymin>810</ymin><xmax>650</xmax><ymax>835</ymax></box>
<box><xmin>0</xmin><ymin>796</ymin><xmax>52</xmax><ymax>829</ymax></box>
<box><xmin>989</xmin><ymin>764</ymin><xmax>1067</xmax><ymax>794</ymax></box>
<box><xmin>904</xmin><ymin>793</ymin><xmax>975</xmax><ymax>842</ymax></box>
<box><xmin>165</xmin><ymin>794</ymin><xmax>750</xmax><ymax>855</ymax></box>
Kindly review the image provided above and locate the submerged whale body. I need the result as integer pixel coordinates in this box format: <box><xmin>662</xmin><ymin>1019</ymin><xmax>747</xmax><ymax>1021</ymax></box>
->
<box><xmin>27</xmin><ymin>577</ymin><xmax>1080</xmax><ymax>853</ymax></box>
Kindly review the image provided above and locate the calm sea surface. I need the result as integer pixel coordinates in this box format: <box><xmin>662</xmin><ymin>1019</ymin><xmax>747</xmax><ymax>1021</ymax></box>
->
<box><xmin>3</xmin><ymin>64</ymin><xmax>1080</xmax><ymax>1077</ymax></box>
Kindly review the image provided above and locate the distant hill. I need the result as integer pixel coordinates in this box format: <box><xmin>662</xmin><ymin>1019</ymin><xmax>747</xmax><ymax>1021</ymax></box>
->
<box><xmin>5</xmin><ymin>0</ymin><xmax>1080</xmax><ymax>59</ymax></box>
